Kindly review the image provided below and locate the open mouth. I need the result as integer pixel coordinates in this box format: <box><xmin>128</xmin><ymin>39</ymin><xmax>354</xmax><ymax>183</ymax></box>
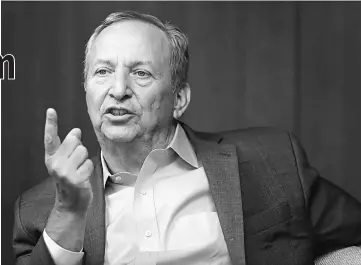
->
<box><xmin>106</xmin><ymin>108</ymin><xmax>132</xmax><ymax>116</ymax></box>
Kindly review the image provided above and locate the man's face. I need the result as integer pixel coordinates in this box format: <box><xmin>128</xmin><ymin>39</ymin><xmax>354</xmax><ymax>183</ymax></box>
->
<box><xmin>85</xmin><ymin>20</ymin><xmax>174</xmax><ymax>143</ymax></box>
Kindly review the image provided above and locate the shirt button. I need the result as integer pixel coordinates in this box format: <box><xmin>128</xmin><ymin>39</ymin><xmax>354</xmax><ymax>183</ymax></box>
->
<box><xmin>145</xmin><ymin>230</ymin><xmax>152</xmax><ymax>237</ymax></box>
<box><xmin>140</xmin><ymin>190</ymin><xmax>147</xmax><ymax>195</ymax></box>
<box><xmin>115</xmin><ymin>176</ymin><xmax>122</xmax><ymax>182</ymax></box>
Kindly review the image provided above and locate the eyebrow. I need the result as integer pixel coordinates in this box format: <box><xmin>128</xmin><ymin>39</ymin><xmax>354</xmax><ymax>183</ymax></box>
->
<box><xmin>93</xmin><ymin>59</ymin><xmax>116</xmax><ymax>68</ymax></box>
<box><xmin>92</xmin><ymin>59</ymin><xmax>155</xmax><ymax>72</ymax></box>
<box><xmin>125</xmin><ymin>60</ymin><xmax>153</xmax><ymax>69</ymax></box>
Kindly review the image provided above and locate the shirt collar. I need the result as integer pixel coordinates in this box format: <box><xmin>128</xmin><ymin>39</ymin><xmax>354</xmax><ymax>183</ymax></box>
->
<box><xmin>101</xmin><ymin>123</ymin><xmax>199</xmax><ymax>187</ymax></box>
<box><xmin>101</xmin><ymin>152</ymin><xmax>112</xmax><ymax>187</ymax></box>
<box><xmin>168</xmin><ymin>122</ymin><xmax>199</xmax><ymax>168</ymax></box>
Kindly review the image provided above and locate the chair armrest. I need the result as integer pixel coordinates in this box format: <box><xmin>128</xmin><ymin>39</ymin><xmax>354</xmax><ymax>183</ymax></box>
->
<box><xmin>315</xmin><ymin>246</ymin><xmax>361</xmax><ymax>265</ymax></box>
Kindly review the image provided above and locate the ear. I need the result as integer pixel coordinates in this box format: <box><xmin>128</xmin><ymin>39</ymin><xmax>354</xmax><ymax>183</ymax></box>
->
<box><xmin>173</xmin><ymin>83</ymin><xmax>191</xmax><ymax>120</ymax></box>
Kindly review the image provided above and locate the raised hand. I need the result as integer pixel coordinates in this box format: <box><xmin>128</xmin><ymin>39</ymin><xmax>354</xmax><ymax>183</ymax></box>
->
<box><xmin>44</xmin><ymin>108</ymin><xmax>93</xmax><ymax>214</ymax></box>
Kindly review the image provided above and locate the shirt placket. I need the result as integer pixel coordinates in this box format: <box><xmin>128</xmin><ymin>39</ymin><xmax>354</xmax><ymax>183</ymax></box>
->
<box><xmin>134</xmin><ymin>152</ymin><xmax>161</xmax><ymax>254</ymax></box>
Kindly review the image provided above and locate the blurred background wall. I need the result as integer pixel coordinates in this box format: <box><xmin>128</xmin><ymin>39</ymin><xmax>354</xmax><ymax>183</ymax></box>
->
<box><xmin>2</xmin><ymin>2</ymin><xmax>361</xmax><ymax>264</ymax></box>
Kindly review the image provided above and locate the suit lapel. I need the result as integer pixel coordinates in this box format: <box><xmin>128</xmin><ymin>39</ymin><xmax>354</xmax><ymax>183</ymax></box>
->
<box><xmin>84</xmin><ymin>156</ymin><xmax>106</xmax><ymax>265</ymax></box>
<box><xmin>182</xmin><ymin>124</ymin><xmax>246</xmax><ymax>265</ymax></box>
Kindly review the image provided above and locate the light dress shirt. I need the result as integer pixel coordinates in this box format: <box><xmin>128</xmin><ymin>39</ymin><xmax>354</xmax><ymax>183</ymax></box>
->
<box><xmin>43</xmin><ymin>123</ymin><xmax>231</xmax><ymax>265</ymax></box>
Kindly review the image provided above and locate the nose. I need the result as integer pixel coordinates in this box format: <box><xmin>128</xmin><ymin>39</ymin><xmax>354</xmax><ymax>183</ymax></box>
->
<box><xmin>109</xmin><ymin>71</ymin><xmax>131</xmax><ymax>100</ymax></box>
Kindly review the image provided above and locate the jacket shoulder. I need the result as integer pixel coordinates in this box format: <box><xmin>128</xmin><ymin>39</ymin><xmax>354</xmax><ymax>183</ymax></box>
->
<box><xmin>19</xmin><ymin>177</ymin><xmax>55</xmax><ymax>208</ymax></box>
<box><xmin>15</xmin><ymin>177</ymin><xmax>55</xmax><ymax>239</ymax></box>
<box><xmin>219</xmin><ymin>126</ymin><xmax>293</xmax><ymax>146</ymax></box>
<box><xmin>16</xmin><ymin>154</ymin><xmax>101</xmax><ymax>214</ymax></box>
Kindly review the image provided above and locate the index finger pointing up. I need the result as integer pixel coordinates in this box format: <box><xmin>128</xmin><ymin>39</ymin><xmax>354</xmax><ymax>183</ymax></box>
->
<box><xmin>44</xmin><ymin>108</ymin><xmax>61</xmax><ymax>156</ymax></box>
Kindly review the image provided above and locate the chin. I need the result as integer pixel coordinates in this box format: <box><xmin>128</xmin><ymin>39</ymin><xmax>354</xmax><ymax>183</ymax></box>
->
<box><xmin>101</xmin><ymin>125</ymin><xmax>137</xmax><ymax>143</ymax></box>
<box><xmin>105</xmin><ymin>134</ymin><xmax>135</xmax><ymax>143</ymax></box>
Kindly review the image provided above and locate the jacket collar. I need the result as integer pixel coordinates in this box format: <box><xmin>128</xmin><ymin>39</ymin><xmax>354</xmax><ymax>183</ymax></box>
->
<box><xmin>84</xmin><ymin>155</ymin><xmax>106</xmax><ymax>265</ymax></box>
<box><xmin>181</xmin><ymin>122</ymin><xmax>246</xmax><ymax>265</ymax></box>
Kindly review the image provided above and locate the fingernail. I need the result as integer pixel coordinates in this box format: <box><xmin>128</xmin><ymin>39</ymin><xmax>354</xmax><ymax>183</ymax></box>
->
<box><xmin>47</xmin><ymin>109</ymin><xmax>55</xmax><ymax>117</ymax></box>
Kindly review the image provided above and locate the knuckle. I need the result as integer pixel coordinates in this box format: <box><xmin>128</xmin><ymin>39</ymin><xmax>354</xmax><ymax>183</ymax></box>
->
<box><xmin>82</xmin><ymin>159</ymin><xmax>94</xmax><ymax>175</ymax></box>
<box><xmin>47</xmin><ymin>161</ymin><xmax>59</xmax><ymax>176</ymax></box>
<box><xmin>87</xmin><ymin>161</ymin><xmax>94</xmax><ymax>171</ymax></box>
<box><xmin>86</xmin><ymin>158</ymin><xmax>93</xmax><ymax>166</ymax></box>
<box><xmin>50</xmin><ymin>160</ymin><xmax>59</xmax><ymax>171</ymax></box>
<box><xmin>68</xmin><ymin>135</ymin><xmax>79</xmax><ymax>144</ymax></box>
<box><xmin>51</xmin><ymin>161</ymin><xmax>68</xmax><ymax>178</ymax></box>
<box><xmin>64</xmin><ymin>134</ymin><xmax>79</xmax><ymax>146</ymax></box>
<box><xmin>88</xmin><ymin>161</ymin><xmax>95</xmax><ymax>174</ymax></box>
<box><xmin>78</xmin><ymin>174</ymin><xmax>89</xmax><ymax>183</ymax></box>
<box><xmin>44</xmin><ymin>134</ymin><xmax>53</xmax><ymax>145</ymax></box>
<box><xmin>58</xmin><ymin>168</ymin><xmax>68</xmax><ymax>178</ymax></box>
<box><xmin>78</xmin><ymin>145</ymin><xmax>88</xmax><ymax>157</ymax></box>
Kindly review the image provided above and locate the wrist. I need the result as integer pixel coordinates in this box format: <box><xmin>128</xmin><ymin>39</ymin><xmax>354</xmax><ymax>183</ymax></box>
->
<box><xmin>46</xmin><ymin>207</ymin><xmax>87</xmax><ymax>252</ymax></box>
<box><xmin>54</xmin><ymin>193</ymin><xmax>91</xmax><ymax>216</ymax></box>
<box><xmin>53</xmin><ymin>205</ymin><xmax>88</xmax><ymax>219</ymax></box>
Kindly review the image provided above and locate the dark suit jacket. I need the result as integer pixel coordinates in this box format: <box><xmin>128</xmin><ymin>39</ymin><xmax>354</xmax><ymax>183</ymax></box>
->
<box><xmin>13</xmin><ymin>125</ymin><xmax>361</xmax><ymax>265</ymax></box>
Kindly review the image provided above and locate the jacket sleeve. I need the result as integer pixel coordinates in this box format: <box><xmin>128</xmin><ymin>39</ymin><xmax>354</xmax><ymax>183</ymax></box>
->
<box><xmin>13</xmin><ymin>195</ymin><xmax>56</xmax><ymax>265</ymax></box>
<box><xmin>290</xmin><ymin>133</ymin><xmax>361</xmax><ymax>256</ymax></box>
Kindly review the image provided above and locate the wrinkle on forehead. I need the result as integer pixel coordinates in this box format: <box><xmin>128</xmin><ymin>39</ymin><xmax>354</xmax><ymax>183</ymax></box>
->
<box><xmin>88</xmin><ymin>20</ymin><xmax>171</xmax><ymax>74</ymax></box>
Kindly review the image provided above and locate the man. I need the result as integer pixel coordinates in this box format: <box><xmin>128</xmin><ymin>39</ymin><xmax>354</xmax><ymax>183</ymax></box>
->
<box><xmin>12</xmin><ymin>11</ymin><xmax>361</xmax><ymax>265</ymax></box>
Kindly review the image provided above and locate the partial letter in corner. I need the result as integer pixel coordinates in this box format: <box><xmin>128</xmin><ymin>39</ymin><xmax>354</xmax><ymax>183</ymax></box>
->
<box><xmin>0</xmin><ymin>54</ymin><xmax>16</xmax><ymax>80</ymax></box>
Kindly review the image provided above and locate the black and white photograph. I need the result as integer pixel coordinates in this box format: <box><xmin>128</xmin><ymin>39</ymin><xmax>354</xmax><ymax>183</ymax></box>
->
<box><xmin>2</xmin><ymin>1</ymin><xmax>361</xmax><ymax>265</ymax></box>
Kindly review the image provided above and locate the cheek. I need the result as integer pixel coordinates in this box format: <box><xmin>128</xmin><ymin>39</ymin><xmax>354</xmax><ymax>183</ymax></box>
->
<box><xmin>86</xmin><ymin>91</ymin><xmax>99</xmax><ymax>113</ymax></box>
<box><xmin>86</xmin><ymin>85</ymin><xmax>108</xmax><ymax>117</ymax></box>
<box><xmin>138</xmin><ymin>89</ymin><xmax>174</xmax><ymax>120</ymax></box>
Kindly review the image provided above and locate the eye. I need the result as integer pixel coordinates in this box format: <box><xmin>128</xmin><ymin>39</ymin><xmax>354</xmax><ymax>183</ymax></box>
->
<box><xmin>95</xmin><ymin>68</ymin><xmax>110</xmax><ymax>76</ymax></box>
<box><xmin>133</xmin><ymin>70</ymin><xmax>151</xmax><ymax>78</ymax></box>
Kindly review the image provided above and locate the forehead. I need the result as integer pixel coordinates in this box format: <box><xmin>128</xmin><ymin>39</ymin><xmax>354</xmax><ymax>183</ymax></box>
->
<box><xmin>89</xmin><ymin>20</ymin><xmax>170</xmax><ymax>65</ymax></box>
